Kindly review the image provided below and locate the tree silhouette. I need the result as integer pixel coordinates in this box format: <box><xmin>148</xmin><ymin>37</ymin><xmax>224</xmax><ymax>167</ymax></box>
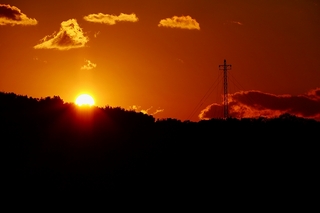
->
<box><xmin>1</xmin><ymin>91</ymin><xmax>318</xmax><ymax>194</ymax></box>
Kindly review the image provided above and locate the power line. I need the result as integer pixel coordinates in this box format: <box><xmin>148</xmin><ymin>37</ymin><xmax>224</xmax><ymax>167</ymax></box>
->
<box><xmin>187</xmin><ymin>73</ymin><xmax>222</xmax><ymax>121</ymax></box>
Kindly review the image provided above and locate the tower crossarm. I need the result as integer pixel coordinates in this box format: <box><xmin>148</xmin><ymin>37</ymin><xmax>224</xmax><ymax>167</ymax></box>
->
<box><xmin>219</xmin><ymin>59</ymin><xmax>232</xmax><ymax>118</ymax></box>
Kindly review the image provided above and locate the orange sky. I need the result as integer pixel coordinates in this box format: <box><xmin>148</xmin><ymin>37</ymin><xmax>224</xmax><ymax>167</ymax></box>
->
<box><xmin>1</xmin><ymin>0</ymin><xmax>320</xmax><ymax>121</ymax></box>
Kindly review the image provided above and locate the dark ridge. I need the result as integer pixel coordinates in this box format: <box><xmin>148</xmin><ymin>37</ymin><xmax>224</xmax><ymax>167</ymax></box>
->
<box><xmin>1</xmin><ymin>92</ymin><xmax>318</xmax><ymax>197</ymax></box>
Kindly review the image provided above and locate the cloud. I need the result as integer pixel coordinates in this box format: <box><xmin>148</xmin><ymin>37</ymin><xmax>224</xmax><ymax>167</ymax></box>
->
<box><xmin>33</xmin><ymin>56</ymin><xmax>47</xmax><ymax>63</ymax></box>
<box><xmin>158</xmin><ymin>15</ymin><xmax>200</xmax><ymax>30</ymax></box>
<box><xmin>0</xmin><ymin>4</ymin><xmax>37</xmax><ymax>26</ymax></box>
<box><xmin>94</xmin><ymin>31</ymin><xmax>100</xmax><ymax>38</ymax></box>
<box><xmin>81</xmin><ymin>60</ymin><xmax>97</xmax><ymax>70</ymax></box>
<box><xmin>151</xmin><ymin>108</ymin><xmax>165</xmax><ymax>116</ymax></box>
<box><xmin>34</xmin><ymin>19</ymin><xmax>88</xmax><ymax>50</ymax></box>
<box><xmin>83</xmin><ymin>13</ymin><xmax>138</xmax><ymax>25</ymax></box>
<box><xmin>223</xmin><ymin>21</ymin><xmax>243</xmax><ymax>26</ymax></box>
<box><xmin>231</xmin><ymin>21</ymin><xmax>243</xmax><ymax>25</ymax></box>
<box><xmin>176</xmin><ymin>58</ymin><xmax>185</xmax><ymax>64</ymax></box>
<box><xmin>199</xmin><ymin>88</ymin><xmax>320</xmax><ymax>121</ymax></box>
<box><xmin>129</xmin><ymin>105</ymin><xmax>164</xmax><ymax>116</ymax></box>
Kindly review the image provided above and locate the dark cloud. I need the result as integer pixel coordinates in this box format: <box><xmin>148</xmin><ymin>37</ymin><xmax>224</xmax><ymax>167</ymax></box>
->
<box><xmin>0</xmin><ymin>4</ymin><xmax>37</xmax><ymax>26</ymax></box>
<box><xmin>199</xmin><ymin>88</ymin><xmax>320</xmax><ymax>121</ymax></box>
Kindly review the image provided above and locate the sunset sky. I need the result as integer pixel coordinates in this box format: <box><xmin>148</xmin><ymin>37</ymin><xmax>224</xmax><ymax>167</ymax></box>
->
<box><xmin>1</xmin><ymin>0</ymin><xmax>320</xmax><ymax>121</ymax></box>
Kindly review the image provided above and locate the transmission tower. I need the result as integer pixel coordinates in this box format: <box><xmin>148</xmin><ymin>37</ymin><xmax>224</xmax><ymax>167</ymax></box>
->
<box><xmin>219</xmin><ymin>59</ymin><xmax>232</xmax><ymax>118</ymax></box>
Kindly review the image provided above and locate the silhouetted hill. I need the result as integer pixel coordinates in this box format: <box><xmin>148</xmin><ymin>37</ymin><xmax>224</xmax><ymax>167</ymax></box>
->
<box><xmin>1</xmin><ymin>92</ymin><xmax>319</xmax><ymax>198</ymax></box>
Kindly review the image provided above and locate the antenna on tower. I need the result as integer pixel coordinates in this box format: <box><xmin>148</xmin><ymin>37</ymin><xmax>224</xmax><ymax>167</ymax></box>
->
<box><xmin>219</xmin><ymin>59</ymin><xmax>232</xmax><ymax>118</ymax></box>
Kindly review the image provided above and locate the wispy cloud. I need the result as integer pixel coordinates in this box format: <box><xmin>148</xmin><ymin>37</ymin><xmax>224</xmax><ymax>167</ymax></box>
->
<box><xmin>34</xmin><ymin>19</ymin><xmax>89</xmax><ymax>50</ymax></box>
<box><xmin>0</xmin><ymin>4</ymin><xmax>37</xmax><ymax>26</ymax></box>
<box><xmin>223</xmin><ymin>20</ymin><xmax>243</xmax><ymax>26</ymax></box>
<box><xmin>94</xmin><ymin>31</ymin><xmax>100</xmax><ymax>38</ymax></box>
<box><xmin>83</xmin><ymin>13</ymin><xmax>138</xmax><ymax>25</ymax></box>
<box><xmin>151</xmin><ymin>108</ymin><xmax>165</xmax><ymax>116</ymax></box>
<box><xmin>33</xmin><ymin>56</ymin><xmax>47</xmax><ymax>63</ymax></box>
<box><xmin>129</xmin><ymin>105</ymin><xmax>164</xmax><ymax>116</ymax></box>
<box><xmin>158</xmin><ymin>15</ymin><xmax>200</xmax><ymax>30</ymax></box>
<box><xmin>230</xmin><ymin>21</ymin><xmax>243</xmax><ymax>25</ymax></box>
<box><xmin>199</xmin><ymin>88</ymin><xmax>320</xmax><ymax>121</ymax></box>
<box><xmin>81</xmin><ymin>60</ymin><xmax>97</xmax><ymax>70</ymax></box>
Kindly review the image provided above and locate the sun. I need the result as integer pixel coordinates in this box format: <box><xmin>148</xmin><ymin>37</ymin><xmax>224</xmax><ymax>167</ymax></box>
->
<box><xmin>75</xmin><ymin>94</ymin><xmax>95</xmax><ymax>106</ymax></box>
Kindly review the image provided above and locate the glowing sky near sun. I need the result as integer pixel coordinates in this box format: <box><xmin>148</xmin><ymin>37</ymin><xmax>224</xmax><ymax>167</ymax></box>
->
<box><xmin>0</xmin><ymin>0</ymin><xmax>319</xmax><ymax>121</ymax></box>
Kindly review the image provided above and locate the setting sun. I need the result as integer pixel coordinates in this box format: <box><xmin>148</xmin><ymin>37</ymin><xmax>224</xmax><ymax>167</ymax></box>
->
<box><xmin>75</xmin><ymin>94</ymin><xmax>95</xmax><ymax>106</ymax></box>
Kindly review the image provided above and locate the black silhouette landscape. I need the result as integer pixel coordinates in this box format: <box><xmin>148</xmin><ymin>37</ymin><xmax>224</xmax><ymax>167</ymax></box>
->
<box><xmin>2</xmin><ymin>92</ymin><xmax>319</xmax><ymax>196</ymax></box>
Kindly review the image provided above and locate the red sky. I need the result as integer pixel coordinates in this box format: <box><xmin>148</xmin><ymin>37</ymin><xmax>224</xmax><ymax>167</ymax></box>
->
<box><xmin>1</xmin><ymin>0</ymin><xmax>320</xmax><ymax>121</ymax></box>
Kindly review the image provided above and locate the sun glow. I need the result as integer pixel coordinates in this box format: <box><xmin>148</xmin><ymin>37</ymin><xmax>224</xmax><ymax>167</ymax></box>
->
<box><xmin>75</xmin><ymin>94</ymin><xmax>95</xmax><ymax>106</ymax></box>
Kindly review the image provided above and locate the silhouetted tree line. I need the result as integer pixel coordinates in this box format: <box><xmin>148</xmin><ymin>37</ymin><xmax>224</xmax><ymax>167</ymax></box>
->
<box><xmin>1</xmin><ymin>92</ymin><xmax>319</xmax><ymax>197</ymax></box>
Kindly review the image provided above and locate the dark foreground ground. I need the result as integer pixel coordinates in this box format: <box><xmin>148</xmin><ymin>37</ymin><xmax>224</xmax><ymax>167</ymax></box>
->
<box><xmin>1</xmin><ymin>93</ymin><xmax>319</xmax><ymax>201</ymax></box>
